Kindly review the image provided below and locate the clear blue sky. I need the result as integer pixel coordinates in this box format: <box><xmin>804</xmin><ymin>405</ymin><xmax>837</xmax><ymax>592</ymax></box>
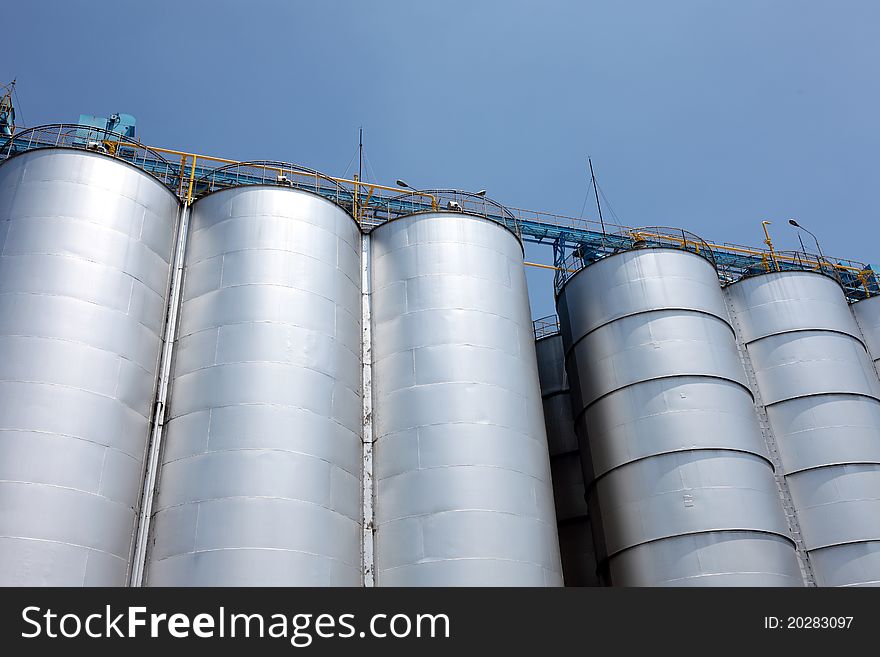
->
<box><xmin>7</xmin><ymin>0</ymin><xmax>879</xmax><ymax>319</ymax></box>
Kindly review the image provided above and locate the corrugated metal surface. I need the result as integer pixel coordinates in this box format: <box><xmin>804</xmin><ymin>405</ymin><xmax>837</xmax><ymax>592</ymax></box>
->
<box><xmin>371</xmin><ymin>212</ymin><xmax>563</xmax><ymax>586</ymax></box>
<box><xmin>535</xmin><ymin>334</ymin><xmax>599</xmax><ymax>586</ymax></box>
<box><xmin>0</xmin><ymin>149</ymin><xmax>180</xmax><ymax>585</ymax></box>
<box><xmin>558</xmin><ymin>248</ymin><xmax>802</xmax><ymax>586</ymax></box>
<box><xmin>728</xmin><ymin>271</ymin><xmax>880</xmax><ymax>587</ymax></box>
<box><xmin>145</xmin><ymin>186</ymin><xmax>363</xmax><ymax>586</ymax></box>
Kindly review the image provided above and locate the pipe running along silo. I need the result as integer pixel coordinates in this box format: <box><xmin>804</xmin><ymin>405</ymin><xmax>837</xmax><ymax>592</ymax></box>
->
<box><xmin>728</xmin><ymin>270</ymin><xmax>880</xmax><ymax>587</ymax></box>
<box><xmin>556</xmin><ymin>236</ymin><xmax>803</xmax><ymax>586</ymax></box>
<box><xmin>534</xmin><ymin>325</ymin><xmax>599</xmax><ymax>585</ymax></box>
<box><xmin>145</xmin><ymin>164</ymin><xmax>363</xmax><ymax>585</ymax></box>
<box><xmin>0</xmin><ymin>138</ymin><xmax>180</xmax><ymax>585</ymax></box>
<box><xmin>370</xmin><ymin>194</ymin><xmax>563</xmax><ymax>586</ymax></box>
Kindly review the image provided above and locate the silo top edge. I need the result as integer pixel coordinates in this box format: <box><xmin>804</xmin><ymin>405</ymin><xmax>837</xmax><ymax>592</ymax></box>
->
<box><xmin>370</xmin><ymin>210</ymin><xmax>526</xmax><ymax>254</ymax></box>
<box><xmin>191</xmin><ymin>183</ymin><xmax>360</xmax><ymax>227</ymax></box>
<box><xmin>725</xmin><ymin>267</ymin><xmax>844</xmax><ymax>293</ymax></box>
<box><xmin>555</xmin><ymin>245</ymin><xmax>717</xmax><ymax>299</ymax></box>
<box><xmin>853</xmin><ymin>294</ymin><xmax>880</xmax><ymax>307</ymax></box>
<box><xmin>0</xmin><ymin>144</ymin><xmax>182</xmax><ymax>205</ymax></box>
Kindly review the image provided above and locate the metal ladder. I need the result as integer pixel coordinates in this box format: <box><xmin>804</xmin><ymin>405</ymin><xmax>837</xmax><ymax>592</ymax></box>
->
<box><xmin>724</xmin><ymin>289</ymin><xmax>817</xmax><ymax>587</ymax></box>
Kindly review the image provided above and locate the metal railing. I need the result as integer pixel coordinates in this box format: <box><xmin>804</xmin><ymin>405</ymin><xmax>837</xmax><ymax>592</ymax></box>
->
<box><xmin>533</xmin><ymin>314</ymin><xmax>561</xmax><ymax>339</ymax></box>
<box><xmin>731</xmin><ymin>248</ymin><xmax>850</xmax><ymax>285</ymax></box>
<box><xmin>713</xmin><ymin>246</ymin><xmax>877</xmax><ymax>299</ymax></box>
<box><xmin>554</xmin><ymin>226</ymin><xmax>714</xmax><ymax>292</ymax></box>
<box><xmin>193</xmin><ymin>160</ymin><xmax>349</xmax><ymax>205</ymax></box>
<box><xmin>371</xmin><ymin>189</ymin><xmax>521</xmax><ymax>239</ymax></box>
<box><xmin>550</xmin><ymin>223</ymin><xmax>877</xmax><ymax>301</ymax></box>
<box><xmin>2</xmin><ymin>124</ymin><xmax>878</xmax><ymax>301</ymax></box>
<box><xmin>1</xmin><ymin>124</ymin><xmax>179</xmax><ymax>189</ymax></box>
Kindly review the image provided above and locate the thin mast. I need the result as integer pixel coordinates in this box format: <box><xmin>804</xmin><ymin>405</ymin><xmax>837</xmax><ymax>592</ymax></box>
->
<box><xmin>589</xmin><ymin>157</ymin><xmax>605</xmax><ymax>234</ymax></box>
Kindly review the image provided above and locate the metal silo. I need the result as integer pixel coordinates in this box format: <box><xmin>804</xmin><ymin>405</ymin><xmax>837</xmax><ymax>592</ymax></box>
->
<box><xmin>727</xmin><ymin>270</ymin><xmax>880</xmax><ymax>587</ymax></box>
<box><xmin>534</xmin><ymin>326</ymin><xmax>599</xmax><ymax>586</ymax></box>
<box><xmin>557</xmin><ymin>240</ymin><xmax>803</xmax><ymax>586</ymax></box>
<box><xmin>371</xmin><ymin>202</ymin><xmax>563</xmax><ymax>586</ymax></box>
<box><xmin>853</xmin><ymin>295</ymin><xmax>880</xmax><ymax>376</ymax></box>
<box><xmin>145</xmin><ymin>172</ymin><xmax>363</xmax><ymax>586</ymax></box>
<box><xmin>0</xmin><ymin>146</ymin><xmax>180</xmax><ymax>585</ymax></box>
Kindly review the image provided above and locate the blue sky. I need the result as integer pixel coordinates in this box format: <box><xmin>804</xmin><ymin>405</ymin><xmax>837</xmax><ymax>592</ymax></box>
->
<box><xmin>7</xmin><ymin>0</ymin><xmax>879</xmax><ymax>319</ymax></box>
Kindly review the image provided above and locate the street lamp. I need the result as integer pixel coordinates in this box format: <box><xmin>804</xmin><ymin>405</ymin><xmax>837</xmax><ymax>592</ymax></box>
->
<box><xmin>788</xmin><ymin>219</ymin><xmax>827</xmax><ymax>264</ymax></box>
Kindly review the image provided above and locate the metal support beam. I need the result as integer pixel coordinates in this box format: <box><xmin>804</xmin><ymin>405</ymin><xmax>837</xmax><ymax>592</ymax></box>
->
<box><xmin>128</xmin><ymin>203</ymin><xmax>190</xmax><ymax>587</ymax></box>
<box><xmin>361</xmin><ymin>233</ymin><xmax>375</xmax><ymax>587</ymax></box>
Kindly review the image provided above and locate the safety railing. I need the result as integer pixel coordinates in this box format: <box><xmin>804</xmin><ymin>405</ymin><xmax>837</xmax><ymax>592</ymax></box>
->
<box><xmin>729</xmin><ymin>247</ymin><xmax>876</xmax><ymax>292</ymax></box>
<box><xmin>509</xmin><ymin>206</ymin><xmax>628</xmax><ymax>242</ymax></box>
<box><xmin>373</xmin><ymin>189</ymin><xmax>522</xmax><ymax>239</ymax></box>
<box><xmin>3</xmin><ymin>125</ymin><xmax>877</xmax><ymax>301</ymax></box>
<box><xmin>533</xmin><ymin>314</ymin><xmax>561</xmax><ymax>339</ymax></box>
<box><xmin>192</xmin><ymin>160</ymin><xmax>350</xmax><ymax>205</ymax></box>
<box><xmin>1</xmin><ymin>123</ymin><xmax>179</xmax><ymax>189</ymax></box>
<box><xmin>553</xmin><ymin>226</ymin><xmax>714</xmax><ymax>292</ymax></box>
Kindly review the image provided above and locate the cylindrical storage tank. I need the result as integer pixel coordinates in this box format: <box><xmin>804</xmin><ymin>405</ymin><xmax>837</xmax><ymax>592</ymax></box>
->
<box><xmin>854</xmin><ymin>295</ymin><xmax>880</xmax><ymax>376</ymax></box>
<box><xmin>728</xmin><ymin>271</ymin><xmax>880</xmax><ymax>587</ymax></box>
<box><xmin>371</xmin><ymin>211</ymin><xmax>563</xmax><ymax>586</ymax></box>
<box><xmin>145</xmin><ymin>185</ymin><xmax>363</xmax><ymax>586</ymax></box>
<box><xmin>535</xmin><ymin>332</ymin><xmax>599</xmax><ymax>585</ymax></box>
<box><xmin>557</xmin><ymin>248</ymin><xmax>803</xmax><ymax>586</ymax></box>
<box><xmin>0</xmin><ymin>148</ymin><xmax>180</xmax><ymax>585</ymax></box>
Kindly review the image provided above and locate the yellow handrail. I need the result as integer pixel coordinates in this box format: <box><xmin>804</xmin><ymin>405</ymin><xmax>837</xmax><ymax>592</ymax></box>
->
<box><xmin>99</xmin><ymin>137</ymin><xmax>870</xmax><ymax>279</ymax></box>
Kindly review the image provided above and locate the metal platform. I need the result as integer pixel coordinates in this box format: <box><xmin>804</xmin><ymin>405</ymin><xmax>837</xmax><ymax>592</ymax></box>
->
<box><xmin>4</xmin><ymin>124</ymin><xmax>877</xmax><ymax>302</ymax></box>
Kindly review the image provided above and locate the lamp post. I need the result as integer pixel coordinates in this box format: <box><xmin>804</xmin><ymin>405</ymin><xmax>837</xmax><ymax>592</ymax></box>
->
<box><xmin>788</xmin><ymin>219</ymin><xmax>827</xmax><ymax>264</ymax></box>
<box><xmin>788</xmin><ymin>219</ymin><xmax>839</xmax><ymax>283</ymax></box>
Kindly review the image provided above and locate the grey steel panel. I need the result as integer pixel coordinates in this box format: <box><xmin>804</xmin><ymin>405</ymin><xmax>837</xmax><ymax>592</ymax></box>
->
<box><xmin>809</xmin><ymin>541</ymin><xmax>880</xmax><ymax>587</ymax></box>
<box><xmin>549</xmin><ymin>452</ymin><xmax>587</xmax><ymax>523</ymax></box>
<box><xmin>372</xmin><ymin>213</ymin><xmax>563</xmax><ymax>586</ymax></box>
<box><xmin>566</xmin><ymin>311</ymin><xmax>749</xmax><ymax>413</ymax></box>
<box><xmin>594</xmin><ymin>450</ymin><xmax>790</xmax><ymax>556</ymax></box>
<box><xmin>609</xmin><ymin>533</ymin><xmax>803</xmax><ymax>587</ymax></box>
<box><xmin>536</xmin><ymin>335</ymin><xmax>578</xmax><ymax>456</ymax></box>
<box><xmin>746</xmin><ymin>331</ymin><xmax>880</xmax><ymax>405</ymax></box>
<box><xmin>556</xmin><ymin>247</ymin><xmax>730</xmax><ymax>347</ymax></box>
<box><xmin>536</xmin><ymin>334</ymin><xmax>568</xmax><ymax>397</ymax></box>
<box><xmin>786</xmin><ymin>465</ymin><xmax>880</xmax><ymax>551</ymax></box>
<box><xmin>583</xmin><ymin>377</ymin><xmax>769</xmax><ymax>478</ymax></box>
<box><xmin>765</xmin><ymin>395</ymin><xmax>880</xmax><ymax>473</ymax></box>
<box><xmin>0</xmin><ymin>149</ymin><xmax>179</xmax><ymax>585</ymax></box>
<box><xmin>146</xmin><ymin>187</ymin><xmax>362</xmax><ymax>586</ymax></box>
<box><xmin>726</xmin><ymin>271</ymin><xmax>864</xmax><ymax>344</ymax></box>
<box><xmin>558</xmin><ymin>249</ymin><xmax>801</xmax><ymax>586</ymax></box>
<box><xmin>542</xmin><ymin>393</ymin><xmax>579</xmax><ymax>456</ymax></box>
<box><xmin>853</xmin><ymin>295</ymin><xmax>880</xmax><ymax>369</ymax></box>
<box><xmin>728</xmin><ymin>270</ymin><xmax>880</xmax><ymax>586</ymax></box>
<box><xmin>536</xmin><ymin>334</ymin><xmax>598</xmax><ymax>585</ymax></box>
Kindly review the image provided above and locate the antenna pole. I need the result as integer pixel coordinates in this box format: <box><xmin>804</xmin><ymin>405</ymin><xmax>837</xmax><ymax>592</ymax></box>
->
<box><xmin>353</xmin><ymin>127</ymin><xmax>364</xmax><ymax>222</ymax></box>
<box><xmin>358</xmin><ymin>126</ymin><xmax>364</xmax><ymax>183</ymax></box>
<box><xmin>589</xmin><ymin>157</ymin><xmax>606</xmax><ymax>235</ymax></box>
